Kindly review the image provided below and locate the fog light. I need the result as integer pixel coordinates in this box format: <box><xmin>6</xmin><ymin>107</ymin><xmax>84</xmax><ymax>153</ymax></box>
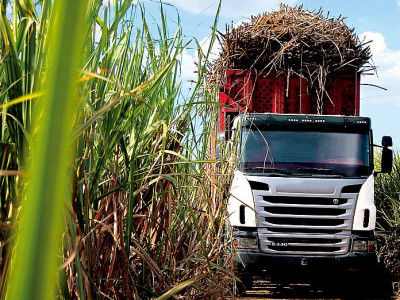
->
<box><xmin>233</xmin><ymin>237</ymin><xmax>258</xmax><ymax>249</ymax></box>
<box><xmin>352</xmin><ymin>239</ymin><xmax>368</xmax><ymax>252</ymax></box>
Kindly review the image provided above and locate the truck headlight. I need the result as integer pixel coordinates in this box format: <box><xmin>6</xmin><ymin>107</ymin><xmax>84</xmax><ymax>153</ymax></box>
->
<box><xmin>351</xmin><ymin>237</ymin><xmax>376</xmax><ymax>253</ymax></box>
<box><xmin>233</xmin><ymin>236</ymin><xmax>258</xmax><ymax>250</ymax></box>
<box><xmin>351</xmin><ymin>239</ymin><xmax>368</xmax><ymax>252</ymax></box>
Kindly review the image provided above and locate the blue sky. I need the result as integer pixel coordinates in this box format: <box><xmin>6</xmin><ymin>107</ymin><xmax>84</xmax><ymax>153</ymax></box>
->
<box><xmin>144</xmin><ymin>0</ymin><xmax>400</xmax><ymax>147</ymax></box>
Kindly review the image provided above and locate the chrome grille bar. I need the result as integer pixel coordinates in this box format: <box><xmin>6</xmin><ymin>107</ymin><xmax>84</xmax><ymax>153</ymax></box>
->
<box><xmin>251</xmin><ymin>180</ymin><xmax>358</xmax><ymax>255</ymax></box>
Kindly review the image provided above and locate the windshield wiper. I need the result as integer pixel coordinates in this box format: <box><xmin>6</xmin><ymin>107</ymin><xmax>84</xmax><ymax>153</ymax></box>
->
<box><xmin>295</xmin><ymin>167</ymin><xmax>344</xmax><ymax>177</ymax></box>
<box><xmin>244</xmin><ymin>167</ymin><xmax>292</xmax><ymax>175</ymax></box>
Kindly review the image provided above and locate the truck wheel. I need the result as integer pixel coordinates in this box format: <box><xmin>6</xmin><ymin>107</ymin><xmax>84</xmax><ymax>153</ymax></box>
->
<box><xmin>368</xmin><ymin>265</ymin><xmax>394</xmax><ymax>298</ymax></box>
<box><xmin>343</xmin><ymin>265</ymin><xmax>393</xmax><ymax>298</ymax></box>
<box><xmin>235</xmin><ymin>273</ymin><xmax>253</xmax><ymax>296</ymax></box>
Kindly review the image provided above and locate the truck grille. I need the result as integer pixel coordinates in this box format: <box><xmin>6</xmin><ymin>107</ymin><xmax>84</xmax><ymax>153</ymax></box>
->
<box><xmin>255</xmin><ymin>194</ymin><xmax>355</xmax><ymax>255</ymax></box>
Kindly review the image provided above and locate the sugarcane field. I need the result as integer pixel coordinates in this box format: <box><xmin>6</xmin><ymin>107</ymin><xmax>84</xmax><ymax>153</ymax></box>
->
<box><xmin>0</xmin><ymin>1</ymin><xmax>399</xmax><ymax>299</ymax></box>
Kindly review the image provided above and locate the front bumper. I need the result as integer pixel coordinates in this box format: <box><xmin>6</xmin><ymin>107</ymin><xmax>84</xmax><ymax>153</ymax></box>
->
<box><xmin>234</xmin><ymin>250</ymin><xmax>378</xmax><ymax>278</ymax></box>
<box><xmin>233</xmin><ymin>228</ymin><xmax>378</xmax><ymax>277</ymax></box>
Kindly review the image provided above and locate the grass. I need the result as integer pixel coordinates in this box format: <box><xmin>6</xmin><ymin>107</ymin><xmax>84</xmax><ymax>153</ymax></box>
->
<box><xmin>0</xmin><ymin>0</ymin><xmax>235</xmax><ymax>299</ymax></box>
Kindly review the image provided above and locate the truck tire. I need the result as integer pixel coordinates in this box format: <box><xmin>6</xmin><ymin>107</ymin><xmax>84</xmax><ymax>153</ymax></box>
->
<box><xmin>341</xmin><ymin>265</ymin><xmax>393</xmax><ymax>298</ymax></box>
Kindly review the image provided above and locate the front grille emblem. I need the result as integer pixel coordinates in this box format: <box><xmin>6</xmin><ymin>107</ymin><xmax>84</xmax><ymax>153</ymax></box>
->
<box><xmin>333</xmin><ymin>198</ymin><xmax>339</xmax><ymax>205</ymax></box>
<box><xmin>301</xmin><ymin>258</ymin><xmax>308</xmax><ymax>266</ymax></box>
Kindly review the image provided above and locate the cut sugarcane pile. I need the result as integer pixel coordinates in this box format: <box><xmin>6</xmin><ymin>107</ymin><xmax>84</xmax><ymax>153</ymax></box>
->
<box><xmin>207</xmin><ymin>5</ymin><xmax>373</xmax><ymax>92</ymax></box>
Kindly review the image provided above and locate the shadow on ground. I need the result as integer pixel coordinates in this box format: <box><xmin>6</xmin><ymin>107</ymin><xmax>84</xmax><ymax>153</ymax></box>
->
<box><xmin>236</xmin><ymin>276</ymin><xmax>397</xmax><ymax>300</ymax></box>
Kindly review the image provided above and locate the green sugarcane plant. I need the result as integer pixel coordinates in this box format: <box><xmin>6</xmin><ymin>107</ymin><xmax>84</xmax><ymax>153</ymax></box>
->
<box><xmin>375</xmin><ymin>151</ymin><xmax>400</xmax><ymax>295</ymax></box>
<box><xmin>0</xmin><ymin>0</ymin><xmax>234</xmax><ymax>299</ymax></box>
<box><xmin>5</xmin><ymin>0</ymin><xmax>89</xmax><ymax>299</ymax></box>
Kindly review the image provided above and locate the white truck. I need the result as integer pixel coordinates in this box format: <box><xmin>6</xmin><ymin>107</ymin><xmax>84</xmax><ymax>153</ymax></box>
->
<box><xmin>218</xmin><ymin>70</ymin><xmax>393</xmax><ymax>294</ymax></box>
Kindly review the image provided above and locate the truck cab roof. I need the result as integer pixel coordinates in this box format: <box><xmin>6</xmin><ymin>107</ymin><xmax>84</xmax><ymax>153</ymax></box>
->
<box><xmin>233</xmin><ymin>113</ymin><xmax>371</xmax><ymax>133</ymax></box>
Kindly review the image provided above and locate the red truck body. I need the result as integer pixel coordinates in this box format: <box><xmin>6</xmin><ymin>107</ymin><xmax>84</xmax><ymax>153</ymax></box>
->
<box><xmin>219</xmin><ymin>69</ymin><xmax>360</xmax><ymax>133</ymax></box>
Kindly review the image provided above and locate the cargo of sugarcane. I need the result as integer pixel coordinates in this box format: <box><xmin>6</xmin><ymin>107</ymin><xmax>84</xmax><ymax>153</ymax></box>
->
<box><xmin>208</xmin><ymin>5</ymin><xmax>374</xmax><ymax>116</ymax></box>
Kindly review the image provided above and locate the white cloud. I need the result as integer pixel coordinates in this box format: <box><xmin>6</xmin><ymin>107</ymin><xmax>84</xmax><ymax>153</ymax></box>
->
<box><xmin>180</xmin><ymin>50</ymin><xmax>197</xmax><ymax>82</ymax></box>
<box><xmin>180</xmin><ymin>35</ymin><xmax>221</xmax><ymax>83</ymax></box>
<box><xmin>198</xmin><ymin>36</ymin><xmax>221</xmax><ymax>62</ymax></box>
<box><xmin>166</xmin><ymin>0</ymin><xmax>297</xmax><ymax>17</ymax></box>
<box><xmin>397</xmin><ymin>0</ymin><xmax>400</xmax><ymax>6</ymax></box>
<box><xmin>359</xmin><ymin>31</ymin><xmax>400</xmax><ymax>107</ymax></box>
<box><xmin>361</xmin><ymin>32</ymin><xmax>386</xmax><ymax>54</ymax></box>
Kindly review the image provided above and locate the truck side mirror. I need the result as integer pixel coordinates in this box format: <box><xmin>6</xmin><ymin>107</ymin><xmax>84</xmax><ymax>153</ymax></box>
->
<box><xmin>380</xmin><ymin>136</ymin><xmax>393</xmax><ymax>174</ymax></box>
<box><xmin>381</xmin><ymin>147</ymin><xmax>393</xmax><ymax>174</ymax></box>
<box><xmin>382</xmin><ymin>136</ymin><xmax>393</xmax><ymax>147</ymax></box>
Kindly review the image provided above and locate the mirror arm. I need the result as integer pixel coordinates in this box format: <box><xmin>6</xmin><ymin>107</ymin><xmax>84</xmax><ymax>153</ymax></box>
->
<box><xmin>373</xmin><ymin>144</ymin><xmax>383</xmax><ymax>176</ymax></box>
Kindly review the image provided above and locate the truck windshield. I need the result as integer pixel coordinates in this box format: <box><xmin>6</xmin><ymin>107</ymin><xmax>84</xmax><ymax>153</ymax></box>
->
<box><xmin>240</xmin><ymin>129</ymin><xmax>370</xmax><ymax>177</ymax></box>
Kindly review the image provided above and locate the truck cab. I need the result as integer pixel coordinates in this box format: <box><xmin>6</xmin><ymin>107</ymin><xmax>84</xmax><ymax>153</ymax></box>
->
<box><xmin>227</xmin><ymin>113</ymin><xmax>393</xmax><ymax>289</ymax></box>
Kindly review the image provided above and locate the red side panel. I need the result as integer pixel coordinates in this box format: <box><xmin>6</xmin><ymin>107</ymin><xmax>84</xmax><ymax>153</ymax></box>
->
<box><xmin>284</xmin><ymin>77</ymin><xmax>310</xmax><ymax>114</ymax></box>
<box><xmin>252</xmin><ymin>77</ymin><xmax>277</xmax><ymax>112</ymax></box>
<box><xmin>218</xmin><ymin>70</ymin><xmax>360</xmax><ymax>133</ymax></box>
